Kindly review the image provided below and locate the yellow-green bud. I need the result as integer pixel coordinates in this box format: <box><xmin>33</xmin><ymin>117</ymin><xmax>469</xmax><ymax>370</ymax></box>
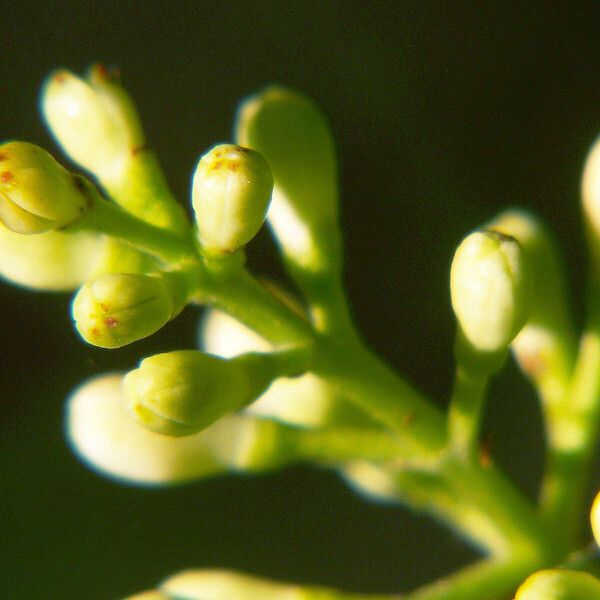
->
<box><xmin>591</xmin><ymin>490</ymin><xmax>600</xmax><ymax>547</ymax></box>
<box><xmin>161</xmin><ymin>569</ymin><xmax>340</xmax><ymax>600</ymax></box>
<box><xmin>72</xmin><ymin>272</ymin><xmax>185</xmax><ymax>348</ymax></box>
<box><xmin>582</xmin><ymin>134</ymin><xmax>600</xmax><ymax>272</ymax></box>
<box><xmin>41</xmin><ymin>65</ymin><xmax>144</xmax><ymax>179</ymax></box>
<box><xmin>451</xmin><ymin>229</ymin><xmax>531</xmax><ymax>356</ymax></box>
<box><xmin>0</xmin><ymin>142</ymin><xmax>90</xmax><ymax>234</ymax></box>
<box><xmin>191</xmin><ymin>144</ymin><xmax>273</xmax><ymax>254</ymax></box>
<box><xmin>236</xmin><ymin>87</ymin><xmax>340</xmax><ymax>275</ymax></box>
<box><xmin>123</xmin><ymin>351</ymin><xmax>274</xmax><ymax>437</ymax></box>
<box><xmin>65</xmin><ymin>373</ymin><xmax>224</xmax><ymax>486</ymax></box>
<box><xmin>515</xmin><ymin>569</ymin><xmax>600</xmax><ymax>599</ymax></box>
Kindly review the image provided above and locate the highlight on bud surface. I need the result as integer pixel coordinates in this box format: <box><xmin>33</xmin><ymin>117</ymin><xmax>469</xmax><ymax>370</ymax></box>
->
<box><xmin>514</xmin><ymin>569</ymin><xmax>600</xmax><ymax>599</ymax></box>
<box><xmin>591</xmin><ymin>490</ymin><xmax>600</xmax><ymax>547</ymax></box>
<box><xmin>65</xmin><ymin>373</ymin><xmax>224</xmax><ymax>485</ymax></box>
<box><xmin>123</xmin><ymin>350</ymin><xmax>274</xmax><ymax>437</ymax></box>
<box><xmin>41</xmin><ymin>65</ymin><xmax>144</xmax><ymax>178</ymax></box>
<box><xmin>236</xmin><ymin>86</ymin><xmax>339</xmax><ymax>272</ymax></box>
<box><xmin>451</xmin><ymin>229</ymin><xmax>531</xmax><ymax>354</ymax></box>
<box><xmin>0</xmin><ymin>142</ymin><xmax>90</xmax><ymax>233</ymax></box>
<box><xmin>582</xmin><ymin>134</ymin><xmax>600</xmax><ymax>265</ymax></box>
<box><xmin>72</xmin><ymin>272</ymin><xmax>184</xmax><ymax>348</ymax></box>
<box><xmin>191</xmin><ymin>144</ymin><xmax>273</xmax><ymax>254</ymax></box>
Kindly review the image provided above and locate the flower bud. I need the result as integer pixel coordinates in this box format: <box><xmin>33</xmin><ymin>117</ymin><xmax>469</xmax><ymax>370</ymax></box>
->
<box><xmin>582</xmin><ymin>134</ymin><xmax>600</xmax><ymax>272</ymax></box>
<box><xmin>72</xmin><ymin>272</ymin><xmax>185</xmax><ymax>348</ymax></box>
<box><xmin>515</xmin><ymin>569</ymin><xmax>600</xmax><ymax>599</ymax></box>
<box><xmin>191</xmin><ymin>144</ymin><xmax>273</xmax><ymax>254</ymax></box>
<box><xmin>41</xmin><ymin>65</ymin><xmax>144</xmax><ymax>178</ymax></box>
<box><xmin>591</xmin><ymin>490</ymin><xmax>600</xmax><ymax>547</ymax></box>
<box><xmin>451</xmin><ymin>229</ymin><xmax>531</xmax><ymax>356</ymax></box>
<box><xmin>65</xmin><ymin>373</ymin><xmax>224</xmax><ymax>485</ymax></box>
<box><xmin>0</xmin><ymin>141</ymin><xmax>90</xmax><ymax>233</ymax></box>
<box><xmin>123</xmin><ymin>350</ymin><xmax>275</xmax><ymax>437</ymax></box>
<box><xmin>236</xmin><ymin>86</ymin><xmax>340</xmax><ymax>274</ymax></box>
<box><xmin>161</xmin><ymin>569</ymin><xmax>340</xmax><ymax>600</ymax></box>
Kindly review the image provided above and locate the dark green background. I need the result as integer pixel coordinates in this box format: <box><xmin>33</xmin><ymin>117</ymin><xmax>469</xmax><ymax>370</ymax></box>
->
<box><xmin>2</xmin><ymin>2</ymin><xmax>600</xmax><ymax>598</ymax></box>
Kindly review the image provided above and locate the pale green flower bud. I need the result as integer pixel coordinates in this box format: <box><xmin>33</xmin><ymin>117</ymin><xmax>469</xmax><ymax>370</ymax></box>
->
<box><xmin>161</xmin><ymin>569</ymin><xmax>340</xmax><ymax>600</ymax></box>
<box><xmin>191</xmin><ymin>144</ymin><xmax>273</xmax><ymax>254</ymax></box>
<box><xmin>341</xmin><ymin>461</ymin><xmax>399</xmax><ymax>504</ymax></box>
<box><xmin>591</xmin><ymin>490</ymin><xmax>600</xmax><ymax>547</ymax></box>
<box><xmin>123</xmin><ymin>350</ymin><xmax>276</xmax><ymax>437</ymax></box>
<box><xmin>0</xmin><ymin>142</ymin><xmax>90</xmax><ymax>233</ymax></box>
<box><xmin>236</xmin><ymin>86</ymin><xmax>340</xmax><ymax>274</ymax></box>
<box><xmin>65</xmin><ymin>373</ymin><xmax>224</xmax><ymax>485</ymax></box>
<box><xmin>72</xmin><ymin>272</ymin><xmax>186</xmax><ymax>348</ymax></box>
<box><xmin>451</xmin><ymin>229</ymin><xmax>531</xmax><ymax>357</ymax></box>
<box><xmin>515</xmin><ymin>569</ymin><xmax>600</xmax><ymax>599</ymax></box>
<box><xmin>41</xmin><ymin>65</ymin><xmax>144</xmax><ymax>179</ymax></box>
<box><xmin>582</xmin><ymin>134</ymin><xmax>600</xmax><ymax>272</ymax></box>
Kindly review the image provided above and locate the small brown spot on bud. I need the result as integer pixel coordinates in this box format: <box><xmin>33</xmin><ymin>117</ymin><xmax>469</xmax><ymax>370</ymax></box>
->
<box><xmin>401</xmin><ymin>412</ymin><xmax>415</xmax><ymax>427</ymax></box>
<box><xmin>54</xmin><ymin>72</ymin><xmax>67</xmax><ymax>84</ymax></box>
<box><xmin>99</xmin><ymin>303</ymin><xmax>110</xmax><ymax>312</ymax></box>
<box><xmin>91</xmin><ymin>327</ymin><xmax>100</xmax><ymax>338</ymax></box>
<box><xmin>0</xmin><ymin>153</ymin><xmax>7</xmax><ymax>162</ymax></box>
<box><xmin>479</xmin><ymin>433</ymin><xmax>493</xmax><ymax>468</ymax></box>
<box><xmin>227</xmin><ymin>162</ymin><xmax>240</xmax><ymax>172</ymax></box>
<box><xmin>104</xmin><ymin>317</ymin><xmax>119</xmax><ymax>328</ymax></box>
<box><xmin>1</xmin><ymin>171</ymin><xmax>14</xmax><ymax>183</ymax></box>
<box><xmin>131</xmin><ymin>143</ymin><xmax>149</xmax><ymax>156</ymax></box>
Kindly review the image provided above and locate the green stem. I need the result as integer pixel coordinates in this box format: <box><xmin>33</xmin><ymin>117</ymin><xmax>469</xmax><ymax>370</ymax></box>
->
<box><xmin>539</xmin><ymin>301</ymin><xmax>600</xmax><ymax>550</ymax></box>
<box><xmin>447</xmin><ymin>366</ymin><xmax>488</xmax><ymax>460</ymax></box>
<box><xmin>73</xmin><ymin>194</ymin><xmax>197</xmax><ymax>266</ymax></box>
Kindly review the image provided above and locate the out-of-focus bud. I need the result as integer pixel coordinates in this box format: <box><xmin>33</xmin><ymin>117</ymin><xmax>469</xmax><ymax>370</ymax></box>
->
<box><xmin>41</xmin><ymin>65</ymin><xmax>144</xmax><ymax>179</ymax></box>
<box><xmin>72</xmin><ymin>272</ymin><xmax>186</xmax><ymax>348</ymax></box>
<box><xmin>590</xmin><ymin>490</ymin><xmax>600</xmax><ymax>547</ymax></box>
<box><xmin>236</xmin><ymin>86</ymin><xmax>340</xmax><ymax>274</ymax></box>
<box><xmin>202</xmin><ymin>414</ymin><xmax>292</xmax><ymax>472</ymax></box>
<box><xmin>123</xmin><ymin>350</ymin><xmax>278</xmax><ymax>437</ymax></box>
<box><xmin>161</xmin><ymin>569</ymin><xmax>341</xmax><ymax>600</ymax></box>
<box><xmin>201</xmin><ymin>307</ymin><xmax>337</xmax><ymax>427</ymax></box>
<box><xmin>341</xmin><ymin>461</ymin><xmax>399</xmax><ymax>504</ymax></box>
<box><xmin>514</xmin><ymin>569</ymin><xmax>600</xmax><ymax>599</ymax></box>
<box><xmin>582</xmin><ymin>135</ymin><xmax>600</xmax><ymax>274</ymax></box>
<box><xmin>65</xmin><ymin>373</ymin><xmax>225</xmax><ymax>486</ymax></box>
<box><xmin>0</xmin><ymin>142</ymin><xmax>90</xmax><ymax>233</ymax></box>
<box><xmin>191</xmin><ymin>144</ymin><xmax>273</xmax><ymax>255</ymax></box>
<box><xmin>451</xmin><ymin>229</ymin><xmax>531</xmax><ymax>361</ymax></box>
<box><xmin>124</xmin><ymin>593</ymin><xmax>170</xmax><ymax>600</ymax></box>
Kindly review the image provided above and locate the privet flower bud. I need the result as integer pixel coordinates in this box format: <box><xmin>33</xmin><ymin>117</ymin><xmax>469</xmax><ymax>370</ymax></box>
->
<box><xmin>72</xmin><ymin>272</ymin><xmax>185</xmax><ymax>348</ymax></box>
<box><xmin>236</xmin><ymin>86</ymin><xmax>339</xmax><ymax>273</ymax></box>
<box><xmin>582</xmin><ymin>134</ymin><xmax>600</xmax><ymax>271</ymax></box>
<box><xmin>0</xmin><ymin>142</ymin><xmax>90</xmax><ymax>234</ymax></box>
<box><xmin>42</xmin><ymin>65</ymin><xmax>144</xmax><ymax>178</ymax></box>
<box><xmin>191</xmin><ymin>144</ymin><xmax>273</xmax><ymax>254</ymax></box>
<box><xmin>161</xmin><ymin>569</ymin><xmax>340</xmax><ymax>600</ymax></box>
<box><xmin>451</xmin><ymin>229</ymin><xmax>531</xmax><ymax>355</ymax></box>
<box><xmin>123</xmin><ymin>351</ymin><xmax>275</xmax><ymax>437</ymax></box>
<box><xmin>65</xmin><ymin>373</ymin><xmax>224</xmax><ymax>485</ymax></box>
<box><xmin>590</xmin><ymin>490</ymin><xmax>600</xmax><ymax>547</ymax></box>
<box><xmin>515</xmin><ymin>569</ymin><xmax>600</xmax><ymax>599</ymax></box>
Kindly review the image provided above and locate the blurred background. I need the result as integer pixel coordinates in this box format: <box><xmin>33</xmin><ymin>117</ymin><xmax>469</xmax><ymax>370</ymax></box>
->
<box><xmin>2</xmin><ymin>2</ymin><xmax>600</xmax><ymax>598</ymax></box>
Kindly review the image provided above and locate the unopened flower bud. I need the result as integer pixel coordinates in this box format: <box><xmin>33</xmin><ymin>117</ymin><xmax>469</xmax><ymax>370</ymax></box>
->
<box><xmin>191</xmin><ymin>144</ymin><xmax>273</xmax><ymax>254</ymax></box>
<box><xmin>582</xmin><ymin>134</ymin><xmax>600</xmax><ymax>272</ymax></box>
<box><xmin>123</xmin><ymin>351</ymin><xmax>276</xmax><ymax>437</ymax></box>
<box><xmin>591</xmin><ymin>490</ymin><xmax>600</xmax><ymax>548</ymax></box>
<box><xmin>65</xmin><ymin>373</ymin><xmax>224</xmax><ymax>485</ymax></box>
<box><xmin>41</xmin><ymin>65</ymin><xmax>144</xmax><ymax>178</ymax></box>
<box><xmin>451</xmin><ymin>229</ymin><xmax>531</xmax><ymax>356</ymax></box>
<box><xmin>236</xmin><ymin>86</ymin><xmax>339</xmax><ymax>273</ymax></box>
<box><xmin>72</xmin><ymin>272</ymin><xmax>185</xmax><ymax>348</ymax></box>
<box><xmin>0</xmin><ymin>142</ymin><xmax>90</xmax><ymax>233</ymax></box>
<box><xmin>515</xmin><ymin>569</ymin><xmax>600</xmax><ymax>599</ymax></box>
<box><xmin>161</xmin><ymin>569</ymin><xmax>340</xmax><ymax>600</ymax></box>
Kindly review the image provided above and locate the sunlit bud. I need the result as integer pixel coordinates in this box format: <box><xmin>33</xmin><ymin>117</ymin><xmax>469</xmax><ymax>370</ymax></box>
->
<box><xmin>191</xmin><ymin>144</ymin><xmax>273</xmax><ymax>254</ymax></box>
<box><xmin>72</xmin><ymin>272</ymin><xmax>186</xmax><ymax>348</ymax></box>
<box><xmin>0</xmin><ymin>142</ymin><xmax>90</xmax><ymax>233</ymax></box>
<box><xmin>123</xmin><ymin>350</ymin><xmax>280</xmax><ymax>437</ymax></box>
<box><xmin>161</xmin><ymin>569</ymin><xmax>341</xmax><ymax>600</ymax></box>
<box><xmin>341</xmin><ymin>461</ymin><xmax>399</xmax><ymax>504</ymax></box>
<box><xmin>451</xmin><ymin>229</ymin><xmax>531</xmax><ymax>356</ymax></box>
<box><xmin>201</xmin><ymin>308</ymin><xmax>337</xmax><ymax>427</ymax></box>
<box><xmin>236</xmin><ymin>86</ymin><xmax>340</xmax><ymax>274</ymax></box>
<box><xmin>42</xmin><ymin>65</ymin><xmax>144</xmax><ymax>178</ymax></box>
<box><xmin>582</xmin><ymin>134</ymin><xmax>600</xmax><ymax>273</ymax></box>
<box><xmin>590</xmin><ymin>490</ymin><xmax>600</xmax><ymax>547</ymax></box>
<box><xmin>514</xmin><ymin>569</ymin><xmax>600</xmax><ymax>599</ymax></box>
<box><xmin>65</xmin><ymin>373</ymin><xmax>224</xmax><ymax>486</ymax></box>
